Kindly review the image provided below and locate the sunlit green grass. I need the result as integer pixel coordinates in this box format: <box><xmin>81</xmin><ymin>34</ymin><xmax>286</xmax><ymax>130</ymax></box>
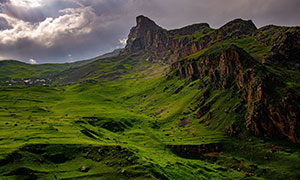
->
<box><xmin>1</xmin><ymin>52</ymin><xmax>300</xmax><ymax>179</ymax></box>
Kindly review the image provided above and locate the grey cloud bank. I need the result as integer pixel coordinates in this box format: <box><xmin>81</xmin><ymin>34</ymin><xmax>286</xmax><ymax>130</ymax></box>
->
<box><xmin>0</xmin><ymin>0</ymin><xmax>299</xmax><ymax>63</ymax></box>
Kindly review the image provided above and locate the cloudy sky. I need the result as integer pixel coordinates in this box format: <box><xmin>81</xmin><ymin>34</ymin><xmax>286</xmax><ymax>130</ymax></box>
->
<box><xmin>0</xmin><ymin>0</ymin><xmax>299</xmax><ymax>64</ymax></box>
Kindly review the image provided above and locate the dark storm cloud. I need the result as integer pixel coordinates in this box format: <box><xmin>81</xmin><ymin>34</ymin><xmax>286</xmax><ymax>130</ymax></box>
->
<box><xmin>147</xmin><ymin>0</ymin><xmax>300</xmax><ymax>29</ymax></box>
<box><xmin>0</xmin><ymin>0</ymin><xmax>299</xmax><ymax>63</ymax></box>
<box><xmin>0</xmin><ymin>0</ymin><xmax>9</xmax><ymax>3</ymax></box>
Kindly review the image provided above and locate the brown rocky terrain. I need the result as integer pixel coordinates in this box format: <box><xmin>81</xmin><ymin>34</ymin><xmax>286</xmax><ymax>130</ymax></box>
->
<box><xmin>171</xmin><ymin>45</ymin><xmax>300</xmax><ymax>143</ymax></box>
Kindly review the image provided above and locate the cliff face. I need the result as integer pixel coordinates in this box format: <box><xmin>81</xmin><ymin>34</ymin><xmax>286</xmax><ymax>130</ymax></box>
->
<box><xmin>171</xmin><ymin>45</ymin><xmax>300</xmax><ymax>143</ymax></box>
<box><xmin>125</xmin><ymin>15</ymin><xmax>165</xmax><ymax>53</ymax></box>
<box><xmin>254</xmin><ymin>25</ymin><xmax>300</xmax><ymax>70</ymax></box>
<box><xmin>124</xmin><ymin>15</ymin><xmax>300</xmax><ymax>143</ymax></box>
<box><xmin>125</xmin><ymin>16</ymin><xmax>300</xmax><ymax>70</ymax></box>
<box><xmin>124</xmin><ymin>16</ymin><xmax>257</xmax><ymax>64</ymax></box>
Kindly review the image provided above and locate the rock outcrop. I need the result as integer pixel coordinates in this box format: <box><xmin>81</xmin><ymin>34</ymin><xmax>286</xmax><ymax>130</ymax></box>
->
<box><xmin>125</xmin><ymin>15</ymin><xmax>299</xmax><ymax>70</ymax></box>
<box><xmin>171</xmin><ymin>45</ymin><xmax>300</xmax><ymax>143</ymax></box>
<box><xmin>124</xmin><ymin>15</ymin><xmax>165</xmax><ymax>53</ymax></box>
<box><xmin>254</xmin><ymin>25</ymin><xmax>300</xmax><ymax>70</ymax></box>
<box><xmin>124</xmin><ymin>16</ymin><xmax>257</xmax><ymax>64</ymax></box>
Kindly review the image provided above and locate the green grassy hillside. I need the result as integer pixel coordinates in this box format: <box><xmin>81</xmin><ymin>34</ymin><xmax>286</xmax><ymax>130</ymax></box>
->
<box><xmin>1</xmin><ymin>52</ymin><xmax>300</xmax><ymax>179</ymax></box>
<box><xmin>0</xmin><ymin>60</ymin><xmax>92</xmax><ymax>81</ymax></box>
<box><xmin>1</xmin><ymin>16</ymin><xmax>300</xmax><ymax>179</ymax></box>
<box><xmin>0</xmin><ymin>49</ymin><xmax>123</xmax><ymax>82</ymax></box>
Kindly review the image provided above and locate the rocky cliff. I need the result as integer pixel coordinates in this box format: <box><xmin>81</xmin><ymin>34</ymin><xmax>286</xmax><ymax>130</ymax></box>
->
<box><xmin>254</xmin><ymin>25</ymin><xmax>300</xmax><ymax>70</ymax></box>
<box><xmin>124</xmin><ymin>15</ymin><xmax>300</xmax><ymax>143</ymax></box>
<box><xmin>125</xmin><ymin>16</ymin><xmax>300</xmax><ymax>70</ymax></box>
<box><xmin>124</xmin><ymin>16</ymin><xmax>257</xmax><ymax>64</ymax></box>
<box><xmin>171</xmin><ymin>45</ymin><xmax>300</xmax><ymax>143</ymax></box>
<box><xmin>124</xmin><ymin>15</ymin><xmax>165</xmax><ymax>53</ymax></box>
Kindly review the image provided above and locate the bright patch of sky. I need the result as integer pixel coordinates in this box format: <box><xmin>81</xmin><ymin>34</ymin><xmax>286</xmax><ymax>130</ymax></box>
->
<box><xmin>10</xmin><ymin>0</ymin><xmax>43</xmax><ymax>8</ymax></box>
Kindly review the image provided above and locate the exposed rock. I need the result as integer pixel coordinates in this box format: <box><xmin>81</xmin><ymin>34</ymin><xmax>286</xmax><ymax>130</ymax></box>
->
<box><xmin>171</xmin><ymin>45</ymin><xmax>258</xmax><ymax>89</ymax></box>
<box><xmin>254</xmin><ymin>25</ymin><xmax>300</xmax><ymax>70</ymax></box>
<box><xmin>121</xmin><ymin>169</ymin><xmax>126</xmax><ymax>175</ymax></box>
<box><xmin>243</xmin><ymin>78</ymin><xmax>300</xmax><ymax>143</ymax></box>
<box><xmin>124</xmin><ymin>16</ymin><xmax>257</xmax><ymax>64</ymax></box>
<box><xmin>268</xmin><ymin>31</ymin><xmax>300</xmax><ymax>70</ymax></box>
<box><xmin>171</xmin><ymin>45</ymin><xmax>300</xmax><ymax>143</ymax></box>
<box><xmin>80</xmin><ymin>166</ymin><xmax>89</xmax><ymax>172</ymax></box>
<box><xmin>124</xmin><ymin>15</ymin><xmax>300</xmax><ymax>143</ymax></box>
<box><xmin>125</xmin><ymin>15</ymin><xmax>164</xmax><ymax>54</ymax></box>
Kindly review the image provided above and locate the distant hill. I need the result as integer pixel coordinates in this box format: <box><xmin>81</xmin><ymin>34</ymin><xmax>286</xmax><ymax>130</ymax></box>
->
<box><xmin>0</xmin><ymin>49</ymin><xmax>123</xmax><ymax>81</ymax></box>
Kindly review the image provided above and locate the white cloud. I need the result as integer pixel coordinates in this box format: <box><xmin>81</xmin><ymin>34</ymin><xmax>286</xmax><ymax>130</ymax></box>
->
<box><xmin>0</xmin><ymin>0</ymin><xmax>157</xmax><ymax>62</ymax></box>
<box><xmin>29</xmin><ymin>58</ymin><xmax>37</xmax><ymax>64</ymax></box>
<box><xmin>119</xmin><ymin>38</ymin><xmax>127</xmax><ymax>46</ymax></box>
<box><xmin>10</xmin><ymin>0</ymin><xmax>43</xmax><ymax>8</ymax></box>
<box><xmin>0</xmin><ymin>5</ymin><xmax>95</xmax><ymax>47</ymax></box>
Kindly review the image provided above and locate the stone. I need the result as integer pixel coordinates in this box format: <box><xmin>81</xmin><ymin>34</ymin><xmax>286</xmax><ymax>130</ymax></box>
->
<box><xmin>80</xmin><ymin>166</ymin><xmax>89</xmax><ymax>172</ymax></box>
<box><xmin>121</xmin><ymin>169</ymin><xmax>126</xmax><ymax>175</ymax></box>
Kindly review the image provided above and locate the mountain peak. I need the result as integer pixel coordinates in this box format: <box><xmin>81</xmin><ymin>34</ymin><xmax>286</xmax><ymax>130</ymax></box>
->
<box><xmin>135</xmin><ymin>15</ymin><xmax>162</xmax><ymax>30</ymax></box>
<box><xmin>124</xmin><ymin>15</ymin><xmax>164</xmax><ymax>53</ymax></box>
<box><xmin>221</xmin><ymin>18</ymin><xmax>257</xmax><ymax>32</ymax></box>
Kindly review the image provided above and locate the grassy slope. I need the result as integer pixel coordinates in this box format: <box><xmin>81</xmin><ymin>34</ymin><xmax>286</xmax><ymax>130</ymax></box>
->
<box><xmin>0</xmin><ymin>60</ymin><xmax>93</xmax><ymax>81</ymax></box>
<box><xmin>184</xmin><ymin>36</ymin><xmax>271</xmax><ymax>62</ymax></box>
<box><xmin>1</xmin><ymin>52</ymin><xmax>300</xmax><ymax>179</ymax></box>
<box><xmin>0</xmin><ymin>48</ymin><xmax>124</xmax><ymax>81</ymax></box>
<box><xmin>169</xmin><ymin>25</ymin><xmax>215</xmax><ymax>41</ymax></box>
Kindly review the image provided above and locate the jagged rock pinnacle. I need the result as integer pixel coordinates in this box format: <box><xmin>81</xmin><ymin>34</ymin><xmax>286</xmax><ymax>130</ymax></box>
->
<box><xmin>135</xmin><ymin>15</ymin><xmax>162</xmax><ymax>30</ymax></box>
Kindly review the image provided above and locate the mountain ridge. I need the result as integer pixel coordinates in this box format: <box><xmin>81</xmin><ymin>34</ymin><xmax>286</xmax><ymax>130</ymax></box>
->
<box><xmin>122</xmin><ymin>15</ymin><xmax>300</xmax><ymax>143</ymax></box>
<box><xmin>123</xmin><ymin>15</ymin><xmax>300</xmax><ymax>70</ymax></box>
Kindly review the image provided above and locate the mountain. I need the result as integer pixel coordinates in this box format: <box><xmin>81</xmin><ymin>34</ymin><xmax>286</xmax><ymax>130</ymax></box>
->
<box><xmin>1</xmin><ymin>16</ymin><xmax>300</xmax><ymax>179</ymax></box>
<box><xmin>124</xmin><ymin>15</ymin><xmax>300</xmax><ymax>143</ymax></box>
<box><xmin>124</xmin><ymin>16</ymin><xmax>257</xmax><ymax>64</ymax></box>
<box><xmin>125</xmin><ymin>15</ymin><xmax>300</xmax><ymax>70</ymax></box>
